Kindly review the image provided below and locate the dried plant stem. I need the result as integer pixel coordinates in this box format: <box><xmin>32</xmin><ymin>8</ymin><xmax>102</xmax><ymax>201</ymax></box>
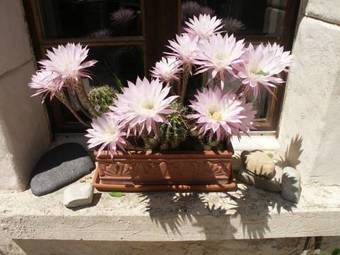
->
<box><xmin>74</xmin><ymin>81</ymin><xmax>98</xmax><ymax>117</ymax></box>
<box><xmin>65</xmin><ymin>87</ymin><xmax>92</xmax><ymax>119</ymax></box>
<box><xmin>175</xmin><ymin>80</ymin><xmax>181</xmax><ymax>96</ymax></box>
<box><xmin>202</xmin><ymin>72</ymin><xmax>208</xmax><ymax>87</ymax></box>
<box><xmin>55</xmin><ymin>92</ymin><xmax>90</xmax><ymax>127</ymax></box>
<box><xmin>180</xmin><ymin>69</ymin><xmax>190</xmax><ymax>102</ymax></box>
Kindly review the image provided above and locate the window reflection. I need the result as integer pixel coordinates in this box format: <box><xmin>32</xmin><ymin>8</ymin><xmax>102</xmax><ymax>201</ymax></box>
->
<box><xmin>181</xmin><ymin>0</ymin><xmax>287</xmax><ymax>36</ymax></box>
<box><xmin>86</xmin><ymin>46</ymin><xmax>144</xmax><ymax>87</ymax></box>
<box><xmin>40</xmin><ymin>0</ymin><xmax>142</xmax><ymax>38</ymax></box>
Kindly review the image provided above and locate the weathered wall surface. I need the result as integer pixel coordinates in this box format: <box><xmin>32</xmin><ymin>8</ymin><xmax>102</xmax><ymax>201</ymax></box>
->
<box><xmin>279</xmin><ymin>0</ymin><xmax>340</xmax><ymax>186</ymax></box>
<box><xmin>0</xmin><ymin>0</ymin><xmax>50</xmax><ymax>190</ymax></box>
<box><xmin>1</xmin><ymin>238</ymin><xmax>340</xmax><ymax>255</ymax></box>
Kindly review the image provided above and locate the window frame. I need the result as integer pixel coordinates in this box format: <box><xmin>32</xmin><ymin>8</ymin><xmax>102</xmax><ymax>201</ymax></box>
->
<box><xmin>23</xmin><ymin>0</ymin><xmax>299</xmax><ymax>133</ymax></box>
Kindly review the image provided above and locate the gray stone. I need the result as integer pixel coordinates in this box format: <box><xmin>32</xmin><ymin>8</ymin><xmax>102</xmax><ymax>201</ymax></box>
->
<box><xmin>241</xmin><ymin>150</ymin><xmax>276</xmax><ymax>179</ymax></box>
<box><xmin>63</xmin><ymin>182</ymin><xmax>94</xmax><ymax>208</ymax></box>
<box><xmin>30</xmin><ymin>143</ymin><xmax>95</xmax><ymax>196</ymax></box>
<box><xmin>237</xmin><ymin>168</ymin><xmax>281</xmax><ymax>193</ymax></box>
<box><xmin>281</xmin><ymin>167</ymin><xmax>301</xmax><ymax>203</ymax></box>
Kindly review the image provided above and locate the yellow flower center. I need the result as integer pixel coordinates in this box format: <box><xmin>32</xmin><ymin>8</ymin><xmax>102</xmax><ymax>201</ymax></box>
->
<box><xmin>141</xmin><ymin>100</ymin><xmax>154</xmax><ymax>110</ymax></box>
<box><xmin>253</xmin><ymin>69</ymin><xmax>268</xmax><ymax>76</ymax></box>
<box><xmin>215</xmin><ymin>52</ymin><xmax>225</xmax><ymax>60</ymax></box>
<box><xmin>103</xmin><ymin>126</ymin><xmax>117</xmax><ymax>140</ymax></box>
<box><xmin>210</xmin><ymin>111</ymin><xmax>222</xmax><ymax>121</ymax></box>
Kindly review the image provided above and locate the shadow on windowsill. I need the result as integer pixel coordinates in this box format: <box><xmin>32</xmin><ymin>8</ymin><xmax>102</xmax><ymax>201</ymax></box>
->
<box><xmin>138</xmin><ymin>135</ymin><xmax>303</xmax><ymax>239</ymax></box>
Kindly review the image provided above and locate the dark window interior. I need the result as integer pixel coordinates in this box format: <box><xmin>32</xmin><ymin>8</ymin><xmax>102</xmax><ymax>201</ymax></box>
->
<box><xmin>40</xmin><ymin>0</ymin><xmax>142</xmax><ymax>38</ymax></box>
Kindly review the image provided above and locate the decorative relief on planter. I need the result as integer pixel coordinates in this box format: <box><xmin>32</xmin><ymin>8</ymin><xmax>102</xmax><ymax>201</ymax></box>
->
<box><xmin>93</xmin><ymin>150</ymin><xmax>237</xmax><ymax>192</ymax></box>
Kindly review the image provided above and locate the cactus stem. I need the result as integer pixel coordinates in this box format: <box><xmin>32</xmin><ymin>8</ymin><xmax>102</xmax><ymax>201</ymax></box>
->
<box><xmin>74</xmin><ymin>81</ymin><xmax>99</xmax><ymax>117</ymax></box>
<box><xmin>55</xmin><ymin>91</ymin><xmax>90</xmax><ymax>127</ymax></box>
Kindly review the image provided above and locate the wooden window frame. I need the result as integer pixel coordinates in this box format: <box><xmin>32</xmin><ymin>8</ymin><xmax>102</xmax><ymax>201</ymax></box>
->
<box><xmin>23</xmin><ymin>0</ymin><xmax>299</xmax><ymax>133</ymax></box>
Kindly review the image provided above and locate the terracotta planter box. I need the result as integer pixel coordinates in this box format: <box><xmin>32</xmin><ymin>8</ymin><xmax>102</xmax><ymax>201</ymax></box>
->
<box><xmin>92</xmin><ymin>148</ymin><xmax>237</xmax><ymax>192</ymax></box>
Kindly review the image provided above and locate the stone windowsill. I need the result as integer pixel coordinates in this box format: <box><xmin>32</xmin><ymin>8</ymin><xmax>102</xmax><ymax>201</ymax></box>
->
<box><xmin>1</xmin><ymin>183</ymin><xmax>340</xmax><ymax>242</ymax></box>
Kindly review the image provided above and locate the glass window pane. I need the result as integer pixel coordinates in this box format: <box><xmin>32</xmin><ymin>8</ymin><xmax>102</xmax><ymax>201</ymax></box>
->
<box><xmin>253</xmin><ymin>89</ymin><xmax>270</xmax><ymax>118</ymax></box>
<box><xmin>181</xmin><ymin>0</ymin><xmax>287</xmax><ymax>36</ymax></box>
<box><xmin>87</xmin><ymin>46</ymin><xmax>144</xmax><ymax>87</ymax></box>
<box><xmin>40</xmin><ymin>0</ymin><xmax>142</xmax><ymax>38</ymax></box>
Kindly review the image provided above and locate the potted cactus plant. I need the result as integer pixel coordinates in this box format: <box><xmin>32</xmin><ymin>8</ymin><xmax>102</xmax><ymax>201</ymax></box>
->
<box><xmin>29</xmin><ymin>14</ymin><xmax>292</xmax><ymax>192</ymax></box>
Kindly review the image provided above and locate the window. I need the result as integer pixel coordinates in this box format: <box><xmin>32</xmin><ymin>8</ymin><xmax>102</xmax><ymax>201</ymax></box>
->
<box><xmin>24</xmin><ymin>0</ymin><xmax>300</xmax><ymax>133</ymax></box>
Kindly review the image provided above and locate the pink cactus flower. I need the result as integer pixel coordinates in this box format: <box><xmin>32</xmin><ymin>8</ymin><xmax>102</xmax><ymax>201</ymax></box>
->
<box><xmin>86</xmin><ymin>113</ymin><xmax>127</xmax><ymax>155</ymax></box>
<box><xmin>29</xmin><ymin>70</ymin><xmax>64</xmax><ymax>102</ymax></box>
<box><xmin>110</xmin><ymin>77</ymin><xmax>178</xmax><ymax>136</ymax></box>
<box><xmin>195</xmin><ymin>33</ymin><xmax>245</xmax><ymax>87</ymax></box>
<box><xmin>187</xmin><ymin>87</ymin><xmax>256</xmax><ymax>140</ymax></box>
<box><xmin>167</xmin><ymin>33</ymin><xmax>199</xmax><ymax>70</ymax></box>
<box><xmin>39</xmin><ymin>43</ymin><xmax>97</xmax><ymax>85</ymax></box>
<box><xmin>235</xmin><ymin>43</ymin><xmax>293</xmax><ymax>98</ymax></box>
<box><xmin>184</xmin><ymin>14</ymin><xmax>223</xmax><ymax>39</ymax></box>
<box><xmin>151</xmin><ymin>56</ymin><xmax>182</xmax><ymax>83</ymax></box>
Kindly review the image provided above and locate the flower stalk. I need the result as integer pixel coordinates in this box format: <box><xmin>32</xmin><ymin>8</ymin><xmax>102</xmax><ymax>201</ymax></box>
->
<box><xmin>74</xmin><ymin>81</ymin><xmax>99</xmax><ymax>117</ymax></box>
<box><xmin>180</xmin><ymin>67</ymin><xmax>190</xmax><ymax>102</ymax></box>
<box><xmin>55</xmin><ymin>91</ymin><xmax>90</xmax><ymax>127</ymax></box>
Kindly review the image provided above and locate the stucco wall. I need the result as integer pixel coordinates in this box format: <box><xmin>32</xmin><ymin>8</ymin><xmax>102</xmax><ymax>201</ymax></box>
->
<box><xmin>279</xmin><ymin>0</ymin><xmax>340</xmax><ymax>186</ymax></box>
<box><xmin>0</xmin><ymin>0</ymin><xmax>50</xmax><ymax>190</ymax></box>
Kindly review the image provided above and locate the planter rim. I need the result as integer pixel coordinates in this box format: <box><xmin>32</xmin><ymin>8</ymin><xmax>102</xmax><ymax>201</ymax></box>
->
<box><xmin>94</xmin><ymin>149</ymin><xmax>234</xmax><ymax>160</ymax></box>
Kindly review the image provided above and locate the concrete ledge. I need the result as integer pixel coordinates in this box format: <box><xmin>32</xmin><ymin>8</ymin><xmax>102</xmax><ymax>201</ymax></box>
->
<box><xmin>1</xmin><ymin>184</ymin><xmax>340</xmax><ymax>242</ymax></box>
<box><xmin>231</xmin><ymin>134</ymin><xmax>280</xmax><ymax>151</ymax></box>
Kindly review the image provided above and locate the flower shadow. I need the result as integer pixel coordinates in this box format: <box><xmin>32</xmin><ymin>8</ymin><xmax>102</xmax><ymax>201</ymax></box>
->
<box><xmin>139</xmin><ymin>135</ymin><xmax>304</xmax><ymax>239</ymax></box>
<box><xmin>276</xmin><ymin>135</ymin><xmax>303</xmax><ymax>169</ymax></box>
<box><xmin>139</xmin><ymin>192</ymin><xmax>238</xmax><ymax>239</ymax></box>
<box><xmin>138</xmin><ymin>186</ymin><xmax>296</xmax><ymax>239</ymax></box>
<box><xmin>233</xmin><ymin>134</ymin><xmax>304</xmax><ymax>238</ymax></box>
<box><xmin>230</xmin><ymin>185</ymin><xmax>296</xmax><ymax>239</ymax></box>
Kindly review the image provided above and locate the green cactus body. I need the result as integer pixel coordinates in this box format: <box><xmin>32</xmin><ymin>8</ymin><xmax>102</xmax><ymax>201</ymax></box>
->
<box><xmin>159</xmin><ymin>102</ymin><xmax>188</xmax><ymax>151</ymax></box>
<box><xmin>88</xmin><ymin>85</ymin><xmax>115</xmax><ymax>114</ymax></box>
<box><xmin>74</xmin><ymin>81</ymin><xmax>99</xmax><ymax>117</ymax></box>
<box><xmin>139</xmin><ymin>102</ymin><xmax>189</xmax><ymax>151</ymax></box>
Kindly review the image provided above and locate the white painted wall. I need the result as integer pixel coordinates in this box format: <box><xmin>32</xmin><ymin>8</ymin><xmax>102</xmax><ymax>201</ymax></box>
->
<box><xmin>0</xmin><ymin>0</ymin><xmax>50</xmax><ymax>190</ymax></box>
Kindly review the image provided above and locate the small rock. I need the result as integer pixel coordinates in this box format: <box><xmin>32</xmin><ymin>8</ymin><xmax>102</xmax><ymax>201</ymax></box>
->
<box><xmin>30</xmin><ymin>143</ymin><xmax>95</xmax><ymax>196</ymax></box>
<box><xmin>238</xmin><ymin>169</ymin><xmax>255</xmax><ymax>185</ymax></box>
<box><xmin>281</xmin><ymin>166</ymin><xmax>301</xmax><ymax>203</ymax></box>
<box><xmin>241</xmin><ymin>150</ymin><xmax>275</xmax><ymax>178</ymax></box>
<box><xmin>63</xmin><ymin>183</ymin><xmax>94</xmax><ymax>208</ymax></box>
<box><xmin>238</xmin><ymin>167</ymin><xmax>282</xmax><ymax>193</ymax></box>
